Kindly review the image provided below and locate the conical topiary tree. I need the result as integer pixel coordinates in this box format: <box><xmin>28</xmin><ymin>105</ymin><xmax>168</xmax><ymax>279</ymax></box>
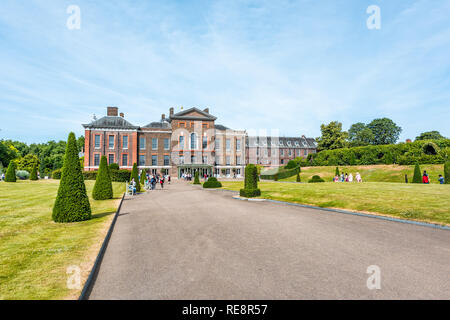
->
<box><xmin>130</xmin><ymin>163</ymin><xmax>141</xmax><ymax>192</ymax></box>
<box><xmin>296</xmin><ymin>170</ymin><xmax>301</xmax><ymax>182</ymax></box>
<box><xmin>52</xmin><ymin>132</ymin><xmax>91</xmax><ymax>223</ymax></box>
<box><xmin>412</xmin><ymin>163</ymin><xmax>421</xmax><ymax>183</ymax></box>
<box><xmin>335</xmin><ymin>167</ymin><xmax>340</xmax><ymax>177</ymax></box>
<box><xmin>444</xmin><ymin>161</ymin><xmax>450</xmax><ymax>184</ymax></box>
<box><xmin>140</xmin><ymin>169</ymin><xmax>146</xmax><ymax>185</ymax></box>
<box><xmin>30</xmin><ymin>163</ymin><xmax>38</xmax><ymax>181</ymax></box>
<box><xmin>193</xmin><ymin>171</ymin><xmax>201</xmax><ymax>184</ymax></box>
<box><xmin>92</xmin><ymin>155</ymin><xmax>113</xmax><ymax>200</ymax></box>
<box><xmin>5</xmin><ymin>161</ymin><xmax>17</xmax><ymax>182</ymax></box>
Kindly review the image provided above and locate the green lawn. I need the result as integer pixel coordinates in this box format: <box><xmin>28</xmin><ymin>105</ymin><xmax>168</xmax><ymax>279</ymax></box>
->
<box><xmin>221</xmin><ymin>181</ymin><xmax>450</xmax><ymax>225</ymax></box>
<box><xmin>0</xmin><ymin>180</ymin><xmax>125</xmax><ymax>300</ymax></box>
<box><xmin>278</xmin><ymin>164</ymin><xmax>445</xmax><ymax>183</ymax></box>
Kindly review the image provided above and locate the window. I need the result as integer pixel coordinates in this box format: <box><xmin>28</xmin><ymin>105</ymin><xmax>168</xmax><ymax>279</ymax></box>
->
<box><xmin>164</xmin><ymin>155</ymin><xmax>170</xmax><ymax>166</ymax></box>
<box><xmin>108</xmin><ymin>154</ymin><xmax>114</xmax><ymax>164</ymax></box>
<box><xmin>215</xmin><ymin>156</ymin><xmax>221</xmax><ymax>165</ymax></box>
<box><xmin>122</xmin><ymin>154</ymin><xmax>128</xmax><ymax>166</ymax></box>
<box><xmin>289</xmin><ymin>149</ymin><xmax>292</xmax><ymax>156</ymax></box>
<box><xmin>191</xmin><ymin>155</ymin><xmax>196</xmax><ymax>163</ymax></box>
<box><xmin>122</xmin><ymin>136</ymin><xmax>128</xmax><ymax>149</ymax></box>
<box><xmin>179</xmin><ymin>156</ymin><xmax>184</xmax><ymax>164</ymax></box>
<box><xmin>281</xmin><ymin>159</ymin><xmax>284</xmax><ymax>164</ymax></box>
<box><xmin>190</xmin><ymin>133</ymin><xmax>197</xmax><ymax>150</ymax></box>
<box><xmin>280</xmin><ymin>149</ymin><xmax>284</xmax><ymax>156</ymax></box>
<box><xmin>139</xmin><ymin>155</ymin><xmax>146</xmax><ymax>166</ymax></box>
<box><xmin>215</xmin><ymin>139</ymin><xmax>220</xmax><ymax>150</ymax></box>
<box><xmin>236</xmin><ymin>168</ymin><xmax>241</xmax><ymax>175</ymax></box>
<box><xmin>152</xmin><ymin>155</ymin><xmax>157</xmax><ymax>166</ymax></box>
<box><xmin>109</xmin><ymin>135</ymin><xmax>114</xmax><ymax>149</ymax></box>
<box><xmin>152</xmin><ymin>138</ymin><xmax>158</xmax><ymax>150</ymax></box>
<box><xmin>264</xmin><ymin>149</ymin><xmax>268</xmax><ymax>156</ymax></box>
<box><xmin>140</xmin><ymin>137</ymin><xmax>146</xmax><ymax>150</ymax></box>
<box><xmin>94</xmin><ymin>154</ymin><xmax>100</xmax><ymax>166</ymax></box>
<box><xmin>179</xmin><ymin>135</ymin><xmax>185</xmax><ymax>149</ymax></box>
<box><xmin>226</xmin><ymin>156</ymin><xmax>231</xmax><ymax>165</ymax></box>
<box><xmin>202</xmin><ymin>136</ymin><xmax>207</xmax><ymax>149</ymax></box>
<box><xmin>236</xmin><ymin>139</ymin><xmax>241</xmax><ymax>151</ymax></box>
<box><xmin>94</xmin><ymin>135</ymin><xmax>100</xmax><ymax>149</ymax></box>
<box><xmin>202</xmin><ymin>123</ymin><xmax>208</xmax><ymax>129</ymax></box>
<box><xmin>236</xmin><ymin>156</ymin><xmax>241</xmax><ymax>165</ymax></box>
<box><xmin>226</xmin><ymin>139</ymin><xmax>231</xmax><ymax>151</ymax></box>
<box><xmin>164</xmin><ymin>138</ymin><xmax>170</xmax><ymax>150</ymax></box>
<box><xmin>202</xmin><ymin>156</ymin><xmax>207</xmax><ymax>164</ymax></box>
<box><xmin>305</xmin><ymin>150</ymin><xmax>309</xmax><ymax>156</ymax></box>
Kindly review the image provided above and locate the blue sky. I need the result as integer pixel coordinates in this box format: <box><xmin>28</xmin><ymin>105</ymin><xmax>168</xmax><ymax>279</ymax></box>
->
<box><xmin>0</xmin><ymin>0</ymin><xmax>449</xmax><ymax>143</ymax></box>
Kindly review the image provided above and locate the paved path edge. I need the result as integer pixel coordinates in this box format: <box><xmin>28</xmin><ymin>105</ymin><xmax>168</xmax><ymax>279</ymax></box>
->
<box><xmin>79</xmin><ymin>193</ymin><xmax>126</xmax><ymax>300</ymax></box>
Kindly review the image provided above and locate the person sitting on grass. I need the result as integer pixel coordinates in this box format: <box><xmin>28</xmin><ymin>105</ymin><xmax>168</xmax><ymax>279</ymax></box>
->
<box><xmin>438</xmin><ymin>174</ymin><xmax>445</xmax><ymax>184</ymax></box>
<box><xmin>422</xmin><ymin>171</ymin><xmax>430</xmax><ymax>184</ymax></box>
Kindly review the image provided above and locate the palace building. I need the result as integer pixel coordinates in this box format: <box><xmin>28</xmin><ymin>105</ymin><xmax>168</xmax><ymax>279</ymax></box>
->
<box><xmin>83</xmin><ymin>107</ymin><xmax>317</xmax><ymax>178</ymax></box>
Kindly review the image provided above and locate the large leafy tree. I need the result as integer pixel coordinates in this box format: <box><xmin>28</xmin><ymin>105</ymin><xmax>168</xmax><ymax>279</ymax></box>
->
<box><xmin>0</xmin><ymin>141</ymin><xmax>17</xmax><ymax>167</ymax></box>
<box><xmin>316</xmin><ymin>121</ymin><xmax>348</xmax><ymax>151</ymax></box>
<box><xmin>415</xmin><ymin>131</ymin><xmax>446</xmax><ymax>141</ymax></box>
<box><xmin>348</xmin><ymin>122</ymin><xmax>375</xmax><ymax>146</ymax></box>
<box><xmin>52</xmin><ymin>132</ymin><xmax>91</xmax><ymax>223</ymax></box>
<box><xmin>367</xmin><ymin>118</ymin><xmax>402</xmax><ymax>145</ymax></box>
<box><xmin>17</xmin><ymin>154</ymin><xmax>40</xmax><ymax>172</ymax></box>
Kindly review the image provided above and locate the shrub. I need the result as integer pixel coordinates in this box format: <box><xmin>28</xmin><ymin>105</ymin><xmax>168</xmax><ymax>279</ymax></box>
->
<box><xmin>52</xmin><ymin>169</ymin><xmax>62</xmax><ymax>179</ymax></box>
<box><xmin>109</xmin><ymin>163</ymin><xmax>120</xmax><ymax>170</ymax></box>
<box><xmin>140</xmin><ymin>169</ymin><xmax>147</xmax><ymax>185</ymax></box>
<box><xmin>193</xmin><ymin>171</ymin><xmax>201</xmax><ymax>184</ymax></box>
<box><xmin>240</xmin><ymin>164</ymin><xmax>261</xmax><ymax>197</ymax></box>
<box><xmin>16</xmin><ymin>170</ymin><xmax>30</xmax><ymax>180</ymax></box>
<box><xmin>203</xmin><ymin>177</ymin><xmax>222</xmax><ymax>188</ymax></box>
<box><xmin>308</xmin><ymin>175</ymin><xmax>325</xmax><ymax>183</ymax></box>
<box><xmin>260</xmin><ymin>166</ymin><xmax>299</xmax><ymax>180</ymax></box>
<box><xmin>285</xmin><ymin>160</ymin><xmax>297</xmax><ymax>169</ymax></box>
<box><xmin>110</xmin><ymin>169</ymin><xmax>131</xmax><ymax>182</ymax></box>
<box><xmin>130</xmin><ymin>163</ymin><xmax>141</xmax><ymax>192</ymax></box>
<box><xmin>274</xmin><ymin>173</ymin><xmax>279</xmax><ymax>181</ymax></box>
<box><xmin>296</xmin><ymin>171</ymin><xmax>301</xmax><ymax>182</ymax></box>
<box><xmin>82</xmin><ymin>171</ymin><xmax>97</xmax><ymax>180</ymax></box>
<box><xmin>92</xmin><ymin>156</ymin><xmax>113</xmax><ymax>200</ymax></box>
<box><xmin>52</xmin><ymin>132</ymin><xmax>91</xmax><ymax>223</ymax></box>
<box><xmin>412</xmin><ymin>163</ymin><xmax>421</xmax><ymax>183</ymax></box>
<box><xmin>5</xmin><ymin>161</ymin><xmax>17</xmax><ymax>182</ymax></box>
<box><xmin>30</xmin><ymin>163</ymin><xmax>38</xmax><ymax>180</ymax></box>
<box><xmin>444</xmin><ymin>161</ymin><xmax>450</xmax><ymax>184</ymax></box>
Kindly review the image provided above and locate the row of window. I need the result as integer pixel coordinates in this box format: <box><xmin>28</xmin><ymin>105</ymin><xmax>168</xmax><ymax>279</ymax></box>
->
<box><xmin>139</xmin><ymin>155</ymin><xmax>170</xmax><ymax>166</ymax></box>
<box><xmin>94</xmin><ymin>135</ymin><xmax>171</xmax><ymax>151</ymax></box>
<box><xmin>255</xmin><ymin>149</ymin><xmax>309</xmax><ymax>157</ymax></box>
<box><xmin>177</xmin><ymin>155</ymin><xmax>242</xmax><ymax>165</ymax></box>
<box><xmin>93</xmin><ymin>153</ymin><xmax>171</xmax><ymax>167</ymax></box>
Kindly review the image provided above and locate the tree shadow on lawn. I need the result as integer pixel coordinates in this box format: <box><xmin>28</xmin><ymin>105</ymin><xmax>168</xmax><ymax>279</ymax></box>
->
<box><xmin>91</xmin><ymin>211</ymin><xmax>116</xmax><ymax>220</ymax></box>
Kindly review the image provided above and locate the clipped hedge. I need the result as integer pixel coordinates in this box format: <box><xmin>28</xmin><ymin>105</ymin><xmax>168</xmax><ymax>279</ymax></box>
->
<box><xmin>308</xmin><ymin>175</ymin><xmax>325</xmax><ymax>183</ymax></box>
<box><xmin>444</xmin><ymin>161</ymin><xmax>450</xmax><ymax>184</ymax></box>
<box><xmin>261</xmin><ymin>166</ymin><xmax>300</xmax><ymax>180</ymax></box>
<box><xmin>203</xmin><ymin>177</ymin><xmax>222</xmax><ymax>188</ymax></box>
<box><xmin>307</xmin><ymin>139</ymin><xmax>450</xmax><ymax>166</ymax></box>
<box><xmin>240</xmin><ymin>164</ymin><xmax>261</xmax><ymax>198</ymax></box>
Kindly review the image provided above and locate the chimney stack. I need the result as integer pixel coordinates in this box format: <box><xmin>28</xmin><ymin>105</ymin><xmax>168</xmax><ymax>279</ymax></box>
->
<box><xmin>120</xmin><ymin>112</ymin><xmax>124</xmax><ymax>118</ymax></box>
<box><xmin>107</xmin><ymin>106</ymin><xmax>118</xmax><ymax>117</ymax></box>
<box><xmin>204</xmin><ymin>107</ymin><xmax>209</xmax><ymax>114</ymax></box>
<box><xmin>161</xmin><ymin>114</ymin><xmax>166</xmax><ymax>121</ymax></box>
<box><xmin>170</xmin><ymin>107</ymin><xmax>174</xmax><ymax>116</ymax></box>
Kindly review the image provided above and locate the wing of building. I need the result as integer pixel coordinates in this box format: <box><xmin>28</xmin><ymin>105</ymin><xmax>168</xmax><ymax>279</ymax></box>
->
<box><xmin>82</xmin><ymin>106</ymin><xmax>317</xmax><ymax>178</ymax></box>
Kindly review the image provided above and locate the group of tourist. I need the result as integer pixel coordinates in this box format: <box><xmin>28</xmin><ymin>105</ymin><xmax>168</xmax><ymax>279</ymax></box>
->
<box><xmin>333</xmin><ymin>172</ymin><xmax>362</xmax><ymax>183</ymax></box>
<box><xmin>422</xmin><ymin>171</ymin><xmax>446</xmax><ymax>184</ymax></box>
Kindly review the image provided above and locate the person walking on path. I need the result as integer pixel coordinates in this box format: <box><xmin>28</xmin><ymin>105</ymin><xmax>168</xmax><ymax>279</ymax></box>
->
<box><xmin>160</xmin><ymin>176</ymin><xmax>165</xmax><ymax>189</ymax></box>
<box><xmin>438</xmin><ymin>174</ymin><xmax>444</xmax><ymax>184</ymax></box>
<box><xmin>168</xmin><ymin>175</ymin><xmax>171</xmax><ymax>184</ymax></box>
<box><xmin>422</xmin><ymin>171</ymin><xmax>430</xmax><ymax>184</ymax></box>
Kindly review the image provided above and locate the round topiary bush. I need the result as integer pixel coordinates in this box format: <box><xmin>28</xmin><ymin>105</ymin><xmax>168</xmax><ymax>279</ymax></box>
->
<box><xmin>308</xmin><ymin>175</ymin><xmax>325</xmax><ymax>183</ymax></box>
<box><xmin>5</xmin><ymin>161</ymin><xmax>17</xmax><ymax>182</ymax></box>
<box><xmin>92</xmin><ymin>155</ymin><xmax>113</xmax><ymax>200</ymax></box>
<box><xmin>16</xmin><ymin>170</ymin><xmax>30</xmax><ymax>180</ymax></box>
<box><xmin>203</xmin><ymin>177</ymin><xmax>222</xmax><ymax>188</ymax></box>
<box><xmin>52</xmin><ymin>132</ymin><xmax>91</xmax><ymax>223</ymax></box>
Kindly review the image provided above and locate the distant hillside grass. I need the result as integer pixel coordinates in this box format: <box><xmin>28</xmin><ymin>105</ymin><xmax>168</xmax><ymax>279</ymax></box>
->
<box><xmin>278</xmin><ymin>164</ymin><xmax>445</xmax><ymax>184</ymax></box>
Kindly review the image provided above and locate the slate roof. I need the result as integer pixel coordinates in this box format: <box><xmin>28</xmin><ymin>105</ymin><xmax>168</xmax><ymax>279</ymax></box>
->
<box><xmin>142</xmin><ymin>121</ymin><xmax>171</xmax><ymax>129</ymax></box>
<box><xmin>82</xmin><ymin>116</ymin><xmax>139</xmax><ymax>129</ymax></box>
<box><xmin>246</xmin><ymin>136</ymin><xmax>317</xmax><ymax>148</ymax></box>
<box><xmin>170</xmin><ymin>107</ymin><xmax>217</xmax><ymax>121</ymax></box>
<box><xmin>214</xmin><ymin>124</ymin><xmax>229</xmax><ymax>131</ymax></box>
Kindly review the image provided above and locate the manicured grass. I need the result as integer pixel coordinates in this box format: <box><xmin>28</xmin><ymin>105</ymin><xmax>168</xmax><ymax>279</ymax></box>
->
<box><xmin>221</xmin><ymin>181</ymin><xmax>450</xmax><ymax>225</ymax></box>
<box><xmin>0</xmin><ymin>180</ymin><xmax>125</xmax><ymax>300</ymax></box>
<box><xmin>278</xmin><ymin>164</ymin><xmax>445</xmax><ymax>183</ymax></box>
